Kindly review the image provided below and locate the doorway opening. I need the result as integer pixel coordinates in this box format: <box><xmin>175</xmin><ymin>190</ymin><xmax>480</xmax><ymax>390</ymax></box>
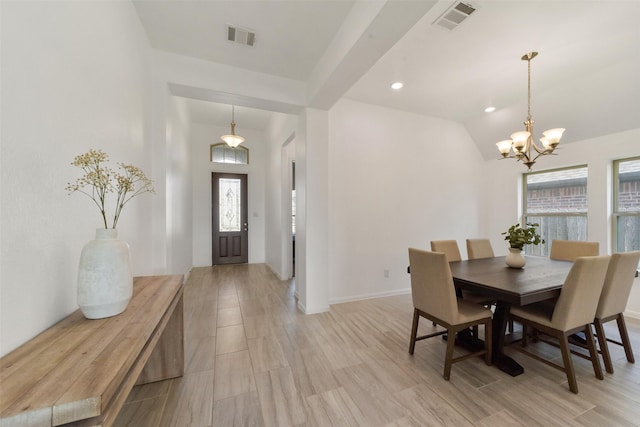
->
<box><xmin>291</xmin><ymin>161</ymin><xmax>296</xmax><ymax>277</ymax></box>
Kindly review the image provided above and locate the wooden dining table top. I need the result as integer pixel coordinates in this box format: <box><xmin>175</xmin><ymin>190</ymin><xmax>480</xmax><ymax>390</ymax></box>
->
<box><xmin>449</xmin><ymin>255</ymin><xmax>574</xmax><ymax>306</ymax></box>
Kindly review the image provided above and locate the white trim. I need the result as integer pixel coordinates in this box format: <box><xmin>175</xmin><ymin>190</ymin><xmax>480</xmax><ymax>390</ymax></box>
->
<box><xmin>296</xmin><ymin>300</ymin><xmax>306</xmax><ymax>313</ymax></box>
<box><xmin>624</xmin><ymin>310</ymin><xmax>640</xmax><ymax>322</ymax></box>
<box><xmin>329</xmin><ymin>288</ymin><xmax>411</xmax><ymax>305</ymax></box>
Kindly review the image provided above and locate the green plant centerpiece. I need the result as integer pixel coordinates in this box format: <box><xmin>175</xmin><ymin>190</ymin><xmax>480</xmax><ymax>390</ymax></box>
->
<box><xmin>501</xmin><ymin>223</ymin><xmax>544</xmax><ymax>268</ymax></box>
<box><xmin>502</xmin><ymin>222</ymin><xmax>545</xmax><ymax>250</ymax></box>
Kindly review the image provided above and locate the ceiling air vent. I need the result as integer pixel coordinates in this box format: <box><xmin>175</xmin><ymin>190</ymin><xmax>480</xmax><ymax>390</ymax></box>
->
<box><xmin>227</xmin><ymin>25</ymin><xmax>256</xmax><ymax>47</ymax></box>
<box><xmin>433</xmin><ymin>2</ymin><xmax>476</xmax><ymax>30</ymax></box>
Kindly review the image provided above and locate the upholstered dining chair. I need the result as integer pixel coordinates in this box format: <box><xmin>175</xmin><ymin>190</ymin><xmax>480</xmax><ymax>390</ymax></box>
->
<box><xmin>593</xmin><ymin>251</ymin><xmax>640</xmax><ymax>374</ymax></box>
<box><xmin>430</xmin><ymin>240</ymin><xmax>495</xmax><ymax>335</ymax></box>
<box><xmin>509</xmin><ymin>255</ymin><xmax>610</xmax><ymax>393</ymax></box>
<box><xmin>549</xmin><ymin>239</ymin><xmax>599</xmax><ymax>261</ymax></box>
<box><xmin>466</xmin><ymin>239</ymin><xmax>495</xmax><ymax>260</ymax></box>
<box><xmin>431</xmin><ymin>240</ymin><xmax>495</xmax><ymax>303</ymax></box>
<box><xmin>408</xmin><ymin>248</ymin><xmax>492</xmax><ymax>380</ymax></box>
<box><xmin>430</xmin><ymin>240</ymin><xmax>462</xmax><ymax>262</ymax></box>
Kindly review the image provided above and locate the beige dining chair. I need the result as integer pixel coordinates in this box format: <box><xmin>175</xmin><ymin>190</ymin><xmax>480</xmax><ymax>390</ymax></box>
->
<box><xmin>466</xmin><ymin>239</ymin><xmax>495</xmax><ymax>260</ymax></box>
<box><xmin>509</xmin><ymin>255</ymin><xmax>610</xmax><ymax>393</ymax></box>
<box><xmin>430</xmin><ymin>240</ymin><xmax>462</xmax><ymax>262</ymax></box>
<box><xmin>430</xmin><ymin>240</ymin><xmax>495</xmax><ymax>336</ymax></box>
<box><xmin>549</xmin><ymin>239</ymin><xmax>599</xmax><ymax>261</ymax></box>
<box><xmin>408</xmin><ymin>248</ymin><xmax>492</xmax><ymax>380</ymax></box>
<box><xmin>593</xmin><ymin>251</ymin><xmax>640</xmax><ymax>374</ymax></box>
<box><xmin>432</xmin><ymin>239</ymin><xmax>495</xmax><ymax>305</ymax></box>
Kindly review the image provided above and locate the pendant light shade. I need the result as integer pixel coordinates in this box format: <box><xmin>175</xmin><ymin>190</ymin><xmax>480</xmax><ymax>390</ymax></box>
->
<box><xmin>221</xmin><ymin>105</ymin><xmax>245</xmax><ymax>148</ymax></box>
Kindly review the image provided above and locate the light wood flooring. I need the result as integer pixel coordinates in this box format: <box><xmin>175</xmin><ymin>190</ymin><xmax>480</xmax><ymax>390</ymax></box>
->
<box><xmin>114</xmin><ymin>264</ymin><xmax>640</xmax><ymax>426</ymax></box>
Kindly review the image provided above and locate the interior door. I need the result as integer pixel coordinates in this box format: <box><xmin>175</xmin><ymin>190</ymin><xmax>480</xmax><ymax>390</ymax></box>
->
<box><xmin>212</xmin><ymin>172</ymin><xmax>248</xmax><ymax>265</ymax></box>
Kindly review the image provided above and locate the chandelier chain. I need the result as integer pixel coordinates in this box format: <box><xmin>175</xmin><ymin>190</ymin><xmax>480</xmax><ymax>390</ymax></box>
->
<box><xmin>527</xmin><ymin>56</ymin><xmax>532</xmax><ymax>120</ymax></box>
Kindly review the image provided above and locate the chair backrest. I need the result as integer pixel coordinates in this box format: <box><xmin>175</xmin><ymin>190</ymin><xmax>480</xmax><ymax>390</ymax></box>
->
<box><xmin>551</xmin><ymin>255</ymin><xmax>610</xmax><ymax>331</ymax></box>
<box><xmin>408</xmin><ymin>248</ymin><xmax>459</xmax><ymax>324</ymax></box>
<box><xmin>549</xmin><ymin>239</ymin><xmax>599</xmax><ymax>261</ymax></box>
<box><xmin>466</xmin><ymin>239</ymin><xmax>495</xmax><ymax>260</ymax></box>
<box><xmin>430</xmin><ymin>240</ymin><xmax>462</xmax><ymax>262</ymax></box>
<box><xmin>596</xmin><ymin>251</ymin><xmax>640</xmax><ymax>319</ymax></box>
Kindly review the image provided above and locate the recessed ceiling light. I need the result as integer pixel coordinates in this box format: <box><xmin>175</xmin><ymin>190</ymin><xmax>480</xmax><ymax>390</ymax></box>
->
<box><xmin>391</xmin><ymin>82</ymin><xmax>404</xmax><ymax>90</ymax></box>
<box><xmin>484</xmin><ymin>106</ymin><xmax>496</xmax><ymax>113</ymax></box>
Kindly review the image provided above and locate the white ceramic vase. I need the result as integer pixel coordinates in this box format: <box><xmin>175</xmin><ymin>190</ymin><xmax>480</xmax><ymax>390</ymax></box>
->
<box><xmin>77</xmin><ymin>228</ymin><xmax>133</xmax><ymax>319</ymax></box>
<box><xmin>505</xmin><ymin>247</ymin><xmax>526</xmax><ymax>269</ymax></box>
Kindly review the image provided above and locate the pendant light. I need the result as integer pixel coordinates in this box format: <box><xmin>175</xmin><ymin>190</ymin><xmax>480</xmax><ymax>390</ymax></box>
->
<box><xmin>221</xmin><ymin>105</ymin><xmax>245</xmax><ymax>148</ymax></box>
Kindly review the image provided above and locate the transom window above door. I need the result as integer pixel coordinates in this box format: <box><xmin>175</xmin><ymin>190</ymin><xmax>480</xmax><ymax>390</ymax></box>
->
<box><xmin>210</xmin><ymin>143</ymin><xmax>249</xmax><ymax>164</ymax></box>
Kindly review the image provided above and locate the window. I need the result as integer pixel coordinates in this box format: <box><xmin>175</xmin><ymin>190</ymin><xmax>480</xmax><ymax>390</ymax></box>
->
<box><xmin>210</xmin><ymin>143</ymin><xmax>249</xmax><ymax>164</ymax></box>
<box><xmin>613</xmin><ymin>157</ymin><xmax>640</xmax><ymax>253</ymax></box>
<box><xmin>523</xmin><ymin>165</ymin><xmax>588</xmax><ymax>256</ymax></box>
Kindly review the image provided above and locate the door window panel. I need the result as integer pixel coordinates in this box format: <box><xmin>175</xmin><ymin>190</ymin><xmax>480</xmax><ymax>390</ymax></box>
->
<box><xmin>219</xmin><ymin>178</ymin><xmax>241</xmax><ymax>232</ymax></box>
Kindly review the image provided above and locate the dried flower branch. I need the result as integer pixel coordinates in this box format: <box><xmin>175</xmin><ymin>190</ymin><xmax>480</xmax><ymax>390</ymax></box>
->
<box><xmin>66</xmin><ymin>149</ymin><xmax>154</xmax><ymax>228</ymax></box>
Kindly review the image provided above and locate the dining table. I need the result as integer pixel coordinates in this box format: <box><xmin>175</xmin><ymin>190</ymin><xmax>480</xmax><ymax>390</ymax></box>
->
<box><xmin>448</xmin><ymin>255</ymin><xmax>573</xmax><ymax>376</ymax></box>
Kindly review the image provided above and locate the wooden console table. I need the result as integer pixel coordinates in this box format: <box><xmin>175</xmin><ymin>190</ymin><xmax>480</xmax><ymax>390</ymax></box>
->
<box><xmin>0</xmin><ymin>275</ymin><xmax>184</xmax><ymax>427</ymax></box>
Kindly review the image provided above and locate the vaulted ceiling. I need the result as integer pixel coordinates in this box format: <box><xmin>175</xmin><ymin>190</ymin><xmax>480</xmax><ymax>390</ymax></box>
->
<box><xmin>133</xmin><ymin>0</ymin><xmax>640</xmax><ymax>160</ymax></box>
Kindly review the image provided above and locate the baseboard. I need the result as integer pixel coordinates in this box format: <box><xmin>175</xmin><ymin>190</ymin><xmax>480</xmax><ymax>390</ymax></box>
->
<box><xmin>624</xmin><ymin>310</ymin><xmax>640</xmax><ymax>322</ymax></box>
<box><xmin>329</xmin><ymin>288</ymin><xmax>411</xmax><ymax>305</ymax></box>
<box><xmin>297</xmin><ymin>299</ymin><xmax>306</xmax><ymax>313</ymax></box>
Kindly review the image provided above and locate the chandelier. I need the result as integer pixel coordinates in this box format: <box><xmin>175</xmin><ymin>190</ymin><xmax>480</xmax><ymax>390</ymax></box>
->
<box><xmin>495</xmin><ymin>52</ymin><xmax>565</xmax><ymax>170</ymax></box>
<box><xmin>220</xmin><ymin>105</ymin><xmax>245</xmax><ymax>148</ymax></box>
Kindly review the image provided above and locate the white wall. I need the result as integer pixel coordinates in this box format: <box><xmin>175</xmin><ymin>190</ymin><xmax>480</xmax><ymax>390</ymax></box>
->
<box><xmin>264</xmin><ymin>113</ymin><xmax>298</xmax><ymax>279</ymax></box>
<box><xmin>327</xmin><ymin>99</ymin><xmax>486</xmax><ymax>303</ymax></box>
<box><xmin>0</xmin><ymin>1</ymin><xmax>154</xmax><ymax>356</ymax></box>
<box><xmin>191</xmin><ymin>123</ymin><xmax>267</xmax><ymax>267</ymax></box>
<box><xmin>166</xmin><ymin>96</ymin><xmax>193</xmax><ymax>276</ymax></box>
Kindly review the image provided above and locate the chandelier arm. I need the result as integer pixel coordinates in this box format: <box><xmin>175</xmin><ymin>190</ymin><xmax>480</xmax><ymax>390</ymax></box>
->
<box><xmin>530</xmin><ymin>139</ymin><xmax>547</xmax><ymax>154</ymax></box>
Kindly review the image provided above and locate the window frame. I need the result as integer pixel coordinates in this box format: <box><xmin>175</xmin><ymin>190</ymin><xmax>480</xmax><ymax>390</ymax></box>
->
<box><xmin>612</xmin><ymin>156</ymin><xmax>640</xmax><ymax>253</ymax></box>
<box><xmin>210</xmin><ymin>143</ymin><xmax>250</xmax><ymax>165</ymax></box>
<box><xmin>522</xmin><ymin>164</ymin><xmax>589</xmax><ymax>256</ymax></box>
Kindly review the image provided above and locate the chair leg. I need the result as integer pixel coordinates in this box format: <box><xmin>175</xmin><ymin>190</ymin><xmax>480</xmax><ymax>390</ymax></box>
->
<box><xmin>616</xmin><ymin>314</ymin><xmax>635</xmax><ymax>363</ymax></box>
<box><xmin>593</xmin><ymin>319</ymin><xmax>613</xmax><ymax>374</ymax></box>
<box><xmin>443</xmin><ymin>327</ymin><xmax>456</xmax><ymax>380</ymax></box>
<box><xmin>585</xmin><ymin>325</ymin><xmax>604</xmax><ymax>380</ymax></box>
<box><xmin>558</xmin><ymin>333</ymin><xmax>578</xmax><ymax>393</ymax></box>
<box><xmin>484</xmin><ymin>317</ymin><xmax>492</xmax><ymax>366</ymax></box>
<box><xmin>409</xmin><ymin>308</ymin><xmax>419</xmax><ymax>355</ymax></box>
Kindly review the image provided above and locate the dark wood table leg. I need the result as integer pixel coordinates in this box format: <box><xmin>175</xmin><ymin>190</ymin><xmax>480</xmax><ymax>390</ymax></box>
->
<box><xmin>493</xmin><ymin>301</ymin><xmax>524</xmax><ymax>376</ymax></box>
